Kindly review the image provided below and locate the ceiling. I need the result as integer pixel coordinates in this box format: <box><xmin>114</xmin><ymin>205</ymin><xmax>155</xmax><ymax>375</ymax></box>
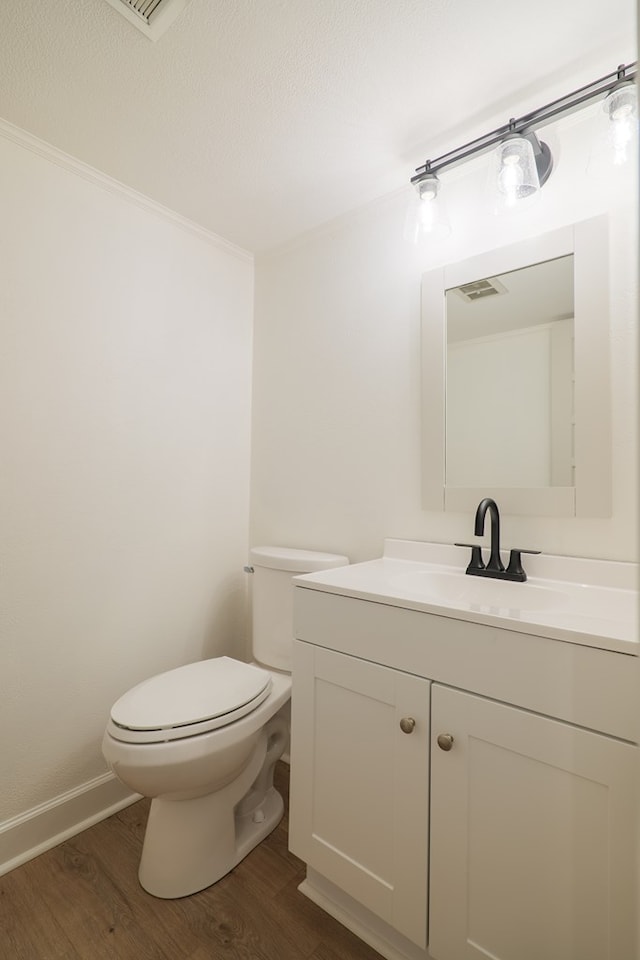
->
<box><xmin>0</xmin><ymin>0</ymin><xmax>635</xmax><ymax>253</ymax></box>
<box><xmin>447</xmin><ymin>255</ymin><xmax>574</xmax><ymax>342</ymax></box>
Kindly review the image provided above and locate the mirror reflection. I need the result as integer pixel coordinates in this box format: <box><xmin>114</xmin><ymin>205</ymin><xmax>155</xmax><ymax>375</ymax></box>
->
<box><xmin>445</xmin><ymin>255</ymin><xmax>574</xmax><ymax>489</ymax></box>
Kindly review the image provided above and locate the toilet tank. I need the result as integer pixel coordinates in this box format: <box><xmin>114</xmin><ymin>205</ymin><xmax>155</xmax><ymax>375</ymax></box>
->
<box><xmin>249</xmin><ymin>546</ymin><xmax>348</xmax><ymax>672</ymax></box>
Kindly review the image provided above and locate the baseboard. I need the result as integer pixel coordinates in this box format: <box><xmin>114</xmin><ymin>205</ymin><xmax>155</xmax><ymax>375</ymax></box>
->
<box><xmin>0</xmin><ymin>773</ymin><xmax>140</xmax><ymax>877</ymax></box>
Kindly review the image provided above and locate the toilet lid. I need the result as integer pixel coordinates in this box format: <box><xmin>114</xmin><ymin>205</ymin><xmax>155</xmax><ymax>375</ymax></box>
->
<box><xmin>108</xmin><ymin>657</ymin><xmax>272</xmax><ymax>744</ymax></box>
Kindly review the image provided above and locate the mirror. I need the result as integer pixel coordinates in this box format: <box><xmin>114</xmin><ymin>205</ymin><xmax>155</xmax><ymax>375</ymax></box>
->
<box><xmin>421</xmin><ymin>217</ymin><xmax>611</xmax><ymax>517</ymax></box>
<box><xmin>445</xmin><ymin>255</ymin><xmax>574</xmax><ymax>489</ymax></box>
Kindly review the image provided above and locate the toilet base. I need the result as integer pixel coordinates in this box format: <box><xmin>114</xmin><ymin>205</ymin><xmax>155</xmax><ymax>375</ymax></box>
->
<box><xmin>235</xmin><ymin>784</ymin><xmax>284</xmax><ymax>864</ymax></box>
<box><xmin>138</xmin><ymin>715</ymin><xmax>287</xmax><ymax>898</ymax></box>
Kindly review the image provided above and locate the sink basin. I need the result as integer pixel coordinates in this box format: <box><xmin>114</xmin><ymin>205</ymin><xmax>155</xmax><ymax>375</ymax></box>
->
<box><xmin>295</xmin><ymin>541</ymin><xmax>637</xmax><ymax>651</ymax></box>
<box><xmin>392</xmin><ymin>570</ymin><xmax>568</xmax><ymax>613</ymax></box>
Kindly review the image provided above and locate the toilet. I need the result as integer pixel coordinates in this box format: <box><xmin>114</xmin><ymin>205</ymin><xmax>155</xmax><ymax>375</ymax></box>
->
<box><xmin>102</xmin><ymin>545</ymin><xmax>348</xmax><ymax>899</ymax></box>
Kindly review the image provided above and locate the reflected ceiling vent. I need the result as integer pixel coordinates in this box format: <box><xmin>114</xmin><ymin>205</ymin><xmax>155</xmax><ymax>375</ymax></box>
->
<box><xmin>452</xmin><ymin>277</ymin><xmax>507</xmax><ymax>303</ymax></box>
<box><xmin>104</xmin><ymin>0</ymin><xmax>192</xmax><ymax>41</ymax></box>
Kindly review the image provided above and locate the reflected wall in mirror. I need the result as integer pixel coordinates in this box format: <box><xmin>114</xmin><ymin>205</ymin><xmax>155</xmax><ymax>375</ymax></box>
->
<box><xmin>445</xmin><ymin>256</ymin><xmax>574</xmax><ymax>489</ymax></box>
<box><xmin>421</xmin><ymin>217</ymin><xmax>611</xmax><ymax>517</ymax></box>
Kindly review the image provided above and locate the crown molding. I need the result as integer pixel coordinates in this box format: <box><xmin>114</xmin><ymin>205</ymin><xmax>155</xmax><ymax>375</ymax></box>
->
<box><xmin>0</xmin><ymin>116</ymin><xmax>253</xmax><ymax>265</ymax></box>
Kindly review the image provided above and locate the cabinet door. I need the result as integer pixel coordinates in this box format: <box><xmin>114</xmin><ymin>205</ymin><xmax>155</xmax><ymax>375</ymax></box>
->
<box><xmin>429</xmin><ymin>684</ymin><xmax>637</xmax><ymax>960</ymax></box>
<box><xmin>289</xmin><ymin>641</ymin><xmax>430</xmax><ymax>949</ymax></box>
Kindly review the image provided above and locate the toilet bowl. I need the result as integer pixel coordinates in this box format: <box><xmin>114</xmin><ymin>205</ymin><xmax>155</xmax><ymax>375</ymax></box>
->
<box><xmin>102</xmin><ymin>546</ymin><xmax>348</xmax><ymax>899</ymax></box>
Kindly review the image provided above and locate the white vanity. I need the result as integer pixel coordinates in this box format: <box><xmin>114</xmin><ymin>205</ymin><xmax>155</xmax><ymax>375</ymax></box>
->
<box><xmin>288</xmin><ymin>540</ymin><xmax>638</xmax><ymax>960</ymax></box>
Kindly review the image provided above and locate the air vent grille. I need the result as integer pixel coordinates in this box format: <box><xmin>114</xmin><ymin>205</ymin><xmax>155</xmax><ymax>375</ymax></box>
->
<box><xmin>452</xmin><ymin>277</ymin><xmax>507</xmax><ymax>303</ymax></box>
<box><xmin>121</xmin><ymin>0</ymin><xmax>165</xmax><ymax>24</ymax></box>
<box><xmin>104</xmin><ymin>0</ymin><xmax>192</xmax><ymax>40</ymax></box>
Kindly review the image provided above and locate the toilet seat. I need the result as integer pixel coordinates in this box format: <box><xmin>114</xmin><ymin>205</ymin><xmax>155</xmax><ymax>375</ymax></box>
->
<box><xmin>107</xmin><ymin>657</ymin><xmax>272</xmax><ymax>745</ymax></box>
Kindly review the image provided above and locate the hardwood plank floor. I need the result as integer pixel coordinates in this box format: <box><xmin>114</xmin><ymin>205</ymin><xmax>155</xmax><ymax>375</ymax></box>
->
<box><xmin>0</xmin><ymin>764</ymin><xmax>382</xmax><ymax>960</ymax></box>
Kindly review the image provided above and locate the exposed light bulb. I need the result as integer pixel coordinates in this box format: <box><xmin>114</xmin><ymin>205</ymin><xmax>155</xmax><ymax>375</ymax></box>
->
<box><xmin>498</xmin><ymin>154</ymin><xmax>525</xmax><ymax>206</ymax></box>
<box><xmin>605</xmin><ymin>84</ymin><xmax>637</xmax><ymax>165</ymax></box>
<box><xmin>407</xmin><ymin>173</ymin><xmax>450</xmax><ymax>239</ymax></box>
<box><xmin>417</xmin><ymin>176</ymin><xmax>440</xmax><ymax>231</ymax></box>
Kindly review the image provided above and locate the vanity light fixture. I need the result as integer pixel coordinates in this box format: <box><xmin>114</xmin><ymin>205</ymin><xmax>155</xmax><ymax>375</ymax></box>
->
<box><xmin>410</xmin><ymin>61</ymin><xmax>637</xmax><ymax>231</ymax></box>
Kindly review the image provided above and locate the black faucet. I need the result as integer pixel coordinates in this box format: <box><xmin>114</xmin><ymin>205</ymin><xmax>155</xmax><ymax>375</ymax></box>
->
<box><xmin>456</xmin><ymin>498</ymin><xmax>540</xmax><ymax>582</ymax></box>
<box><xmin>474</xmin><ymin>497</ymin><xmax>504</xmax><ymax>573</ymax></box>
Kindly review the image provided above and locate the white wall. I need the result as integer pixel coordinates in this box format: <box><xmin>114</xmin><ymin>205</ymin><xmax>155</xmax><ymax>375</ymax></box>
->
<box><xmin>0</xmin><ymin>127</ymin><xmax>254</xmax><ymax>823</ymax></box>
<box><xmin>0</xmin><ymin>76</ymin><xmax>636</xmax><ymax>854</ymax></box>
<box><xmin>251</xmin><ymin>109</ymin><xmax>638</xmax><ymax>564</ymax></box>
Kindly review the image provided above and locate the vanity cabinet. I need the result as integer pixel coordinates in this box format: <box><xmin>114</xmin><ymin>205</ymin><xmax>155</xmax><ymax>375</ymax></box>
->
<box><xmin>429</xmin><ymin>684</ymin><xmax>636</xmax><ymax>960</ymax></box>
<box><xmin>289</xmin><ymin>642</ymin><xmax>430</xmax><ymax>949</ymax></box>
<box><xmin>289</xmin><ymin>584</ymin><xmax>638</xmax><ymax>960</ymax></box>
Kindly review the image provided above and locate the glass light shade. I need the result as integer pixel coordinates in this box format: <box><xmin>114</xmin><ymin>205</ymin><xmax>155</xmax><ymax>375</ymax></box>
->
<box><xmin>491</xmin><ymin>135</ymin><xmax>540</xmax><ymax>209</ymax></box>
<box><xmin>407</xmin><ymin>174</ymin><xmax>451</xmax><ymax>240</ymax></box>
<box><xmin>604</xmin><ymin>82</ymin><xmax>637</xmax><ymax>166</ymax></box>
<box><xmin>587</xmin><ymin>81</ymin><xmax>638</xmax><ymax>177</ymax></box>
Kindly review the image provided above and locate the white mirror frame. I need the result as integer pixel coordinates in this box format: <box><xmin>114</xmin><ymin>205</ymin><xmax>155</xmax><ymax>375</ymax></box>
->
<box><xmin>421</xmin><ymin>215</ymin><xmax>611</xmax><ymax>517</ymax></box>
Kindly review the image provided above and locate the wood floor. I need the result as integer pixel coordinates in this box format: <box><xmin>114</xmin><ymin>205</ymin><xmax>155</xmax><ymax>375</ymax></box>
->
<box><xmin>0</xmin><ymin>763</ymin><xmax>381</xmax><ymax>960</ymax></box>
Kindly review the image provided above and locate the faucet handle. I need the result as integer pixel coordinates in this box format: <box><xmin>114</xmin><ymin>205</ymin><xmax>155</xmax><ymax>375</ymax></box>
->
<box><xmin>455</xmin><ymin>542</ymin><xmax>485</xmax><ymax>573</ymax></box>
<box><xmin>506</xmin><ymin>548</ymin><xmax>541</xmax><ymax>581</ymax></box>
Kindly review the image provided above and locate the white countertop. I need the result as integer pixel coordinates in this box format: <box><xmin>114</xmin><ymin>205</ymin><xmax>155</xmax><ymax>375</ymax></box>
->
<box><xmin>294</xmin><ymin>540</ymin><xmax>639</xmax><ymax>656</ymax></box>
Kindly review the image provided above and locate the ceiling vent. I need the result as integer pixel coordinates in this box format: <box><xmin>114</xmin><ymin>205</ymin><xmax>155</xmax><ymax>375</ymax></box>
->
<box><xmin>104</xmin><ymin>0</ymin><xmax>192</xmax><ymax>41</ymax></box>
<box><xmin>451</xmin><ymin>277</ymin><xmax>507</xmax><ymax>304</ymax></box>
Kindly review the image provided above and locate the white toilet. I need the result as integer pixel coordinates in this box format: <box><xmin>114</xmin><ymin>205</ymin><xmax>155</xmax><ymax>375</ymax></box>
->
<box><xmin>102</xmin><ymin>545</ymin><xmax>348</xmax><ymax>899</ymax></box>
